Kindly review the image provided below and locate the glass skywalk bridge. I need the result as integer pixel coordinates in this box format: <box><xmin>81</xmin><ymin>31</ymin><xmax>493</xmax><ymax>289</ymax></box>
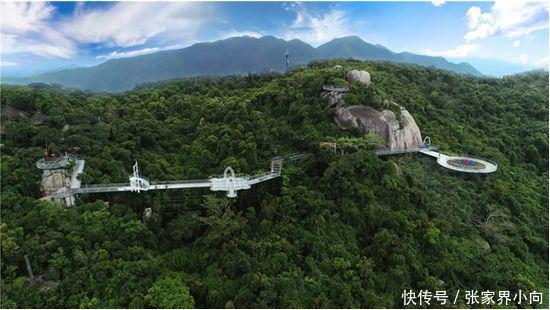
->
<box><xmin>54</xmin><ymin>157</ymin><xmax>286</xmax><ymax>202</ymax></box>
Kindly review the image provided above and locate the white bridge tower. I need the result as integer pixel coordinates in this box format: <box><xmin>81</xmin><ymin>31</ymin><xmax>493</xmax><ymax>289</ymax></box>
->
<box><xmin>129</xmin><ymin>161</ymin><xmax>150</xmax><ymax>193</ymax></box>
<box><xmin>210</xmin><ymin>166</ymin><xmax>251</xmax><ymax>198</ymax></box>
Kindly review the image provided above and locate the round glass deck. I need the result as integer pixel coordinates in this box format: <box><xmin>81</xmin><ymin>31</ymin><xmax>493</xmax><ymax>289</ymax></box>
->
<box><xmin>437</xmin><ymin>155</ymin><xmax>498</xmax><ymax>174</ymax></box>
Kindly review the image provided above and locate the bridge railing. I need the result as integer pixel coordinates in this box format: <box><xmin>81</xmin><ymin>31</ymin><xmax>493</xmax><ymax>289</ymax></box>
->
<box><xmin>36</xmin><ymin>157</ymin><xmax>70</xmax><ymax>170</ymax></box>
<box><xmin>77</xmin><ymin>183</ymin><xmax>130</xmax><ymax>192</ymax></box>
<box><xmin>374</xmin><ymin>145</ymin><xmax>438</xmax><ymax>156</ymax></box>
<box><xmin>80</xmin><ymin>182</ymin><xmax>129</xmax><ymax>188</ymax></box>
<box><xmin>65</xmin><ymin>153</ymin><xmax>81</xmax><ymax>160</ymax></box>
<box><xmin>36</xmin><ymin>153</ymin><xmax>83</xmax><ymax>170</ymax></box>
<box><xmin>153</xmin><ymin>179</ymin><xmax>210</xmax><ymax>185</ymax></box>
<box><xmin>208</xmin><ymin>172</ymin><xmax>253</xmax><ymax>180</ymax></box>
<box><xmin>251</xmin><ymin>171</ymin><xmax>277</xmax><ymax>179</ymax></box>
<box><xmin>323</xmin><ymin>85</ymin><xmax>349</xmax><ymax>92</ymax></box>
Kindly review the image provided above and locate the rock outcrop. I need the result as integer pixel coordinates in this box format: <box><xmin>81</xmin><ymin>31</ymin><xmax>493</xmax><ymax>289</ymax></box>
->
<box><xmin>40</xmin><ymin>169</ymin><xmax>70</xmax><ymax>197</ymax></box>
<box><xmin>334</xmin><ymin>103</ymin><xmax>422</xmax><ymax>150</ymax></box>
<box><xmin>347</xmin><ymin>70</ymin><xmax>371</xmax><ymax>87</ymax></box>
<box><xmin>325</xmin><ymin>69</ymin><xmax>422</xmax><ymax>150</ymax></box>
<box><xmin>143</xmin><ymin>207</ymin><xmax>153</xmax><ymax>220</ymax></box>
<box><xmin>31</xmin><ymin>111</ymin><xmax>47</xmax><ymax>125</ymax></box>
<box><xmin>322</xmin><ymin>91</ymin><xmax>345</xmax><ymax>108</ymax></box>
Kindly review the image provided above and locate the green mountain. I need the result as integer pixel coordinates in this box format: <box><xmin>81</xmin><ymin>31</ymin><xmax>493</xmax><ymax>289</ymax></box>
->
<box><xmin>316</xmin><ymin>36</ymin><xmax>397</xmax><ymax>60</ymax></box>
<box><xmin>317</xmin><ymin>36</ymin><xmax>480</xmax><ymax>76</ymax></box>
<box><xmin>1</xmin><ymin>60</ymin><xmax>547</xmax><ymax>308</ymax></box>
<box><xmin>7</xmin><ymin>36</ymin><xmax>482</xmax><ymax>92</ymax></box>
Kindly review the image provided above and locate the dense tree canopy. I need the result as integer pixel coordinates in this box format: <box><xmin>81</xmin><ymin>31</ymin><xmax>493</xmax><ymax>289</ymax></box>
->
<box><xmin>1</xmin><ymin>60</ymin><xmax>548</xmax><ymax>308</ymax></box>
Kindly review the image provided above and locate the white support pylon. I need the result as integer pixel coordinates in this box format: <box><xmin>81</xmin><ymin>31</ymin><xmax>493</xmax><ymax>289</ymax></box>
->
<box><xmin>129</xmin><ymin>161</ymin><xmax>150</xmax><ymax>193</ymax></box>
<box><xmin>210</xmin><ymin>166</ymin><xmax>250</xmax><ymax>198</ymax></box>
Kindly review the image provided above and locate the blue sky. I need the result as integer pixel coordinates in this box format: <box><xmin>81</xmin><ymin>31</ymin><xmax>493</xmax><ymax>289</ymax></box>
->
<box><xmin>1</xmin><ymin>1</ymin><xmax>548</xmax><ymax>77</ymax></box>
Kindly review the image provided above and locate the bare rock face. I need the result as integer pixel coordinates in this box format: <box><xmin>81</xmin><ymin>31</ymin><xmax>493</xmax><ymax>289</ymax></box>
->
<box><xmin>347</xmin><ymin>70</ymin><xmax>371</xmax><ymax>87</ymax></box>
<box><xmin>334</xmin><ymin>103</ymin><xmax>422</xmax><ymax>150</ymax></box>
<box><xmin>327</xmin><ymin>69</ymin><xmax>421</xmax><ymax>150</ymax></box>
<box><xmin>40</xmin><ymin>169</ymin><xmax>70</xmax><ymax>196</ymax></box>
<box><xmin>334</xmin><ymin>106</ymin><xmax>360</xmax><ymax>129</ymax></box>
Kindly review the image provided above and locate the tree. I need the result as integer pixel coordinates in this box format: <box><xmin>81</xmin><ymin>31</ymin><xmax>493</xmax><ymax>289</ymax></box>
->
<box><xmin>145</xmin><ymin>276</ymin><xmax>195</xmax><ymax>309</ymax></box>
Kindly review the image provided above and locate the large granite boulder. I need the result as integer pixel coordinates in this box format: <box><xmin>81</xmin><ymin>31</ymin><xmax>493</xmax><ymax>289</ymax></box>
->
<box><xmin>347</xmin><ymin>70</ymin><xmax>371</xmax><ymax>87</ymax></box>
<box><xmin>334</xmin><ymin>103</ymin><xmax>422</xmax><ymax>150</ymax></box>
<box><xmin>327</xmin><ymin>69</ymin><xmax>421</xmax><ymax>150</ymax></box>
<box><xmin>40</xmin><ymin>169</ymin><xmax>70</xmax><ymax>196</ymax></box>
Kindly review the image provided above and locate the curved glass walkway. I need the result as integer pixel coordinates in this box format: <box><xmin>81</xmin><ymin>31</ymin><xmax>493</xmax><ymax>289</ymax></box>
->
<box><xmin>376</xmin><ymin>137</ymin><xmax>498</xmax><ymax>174</ymax></box>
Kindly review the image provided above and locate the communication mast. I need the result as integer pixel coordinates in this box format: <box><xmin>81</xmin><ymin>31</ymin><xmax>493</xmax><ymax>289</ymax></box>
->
<box><xmin>285</xmin><ymin>48</ymin><xmax>290</xmax><ymax>72</ymax></box>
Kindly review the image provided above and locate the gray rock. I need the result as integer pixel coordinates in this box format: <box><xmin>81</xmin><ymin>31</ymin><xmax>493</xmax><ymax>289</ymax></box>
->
<box><xmin>330</xmin><ymin>69</ymin><xmax>421</xmax><ymax>150</ymax></box>
<box><xmin>334</xmin><ymin>103</ymin><xmax>422</xmax><ymax>150</ymax></box>
<box><xmin>334</xmin><ymin>106</ymin><xmax>359</xmax><ymax>129</ymax></box>
<box><xmin>143</xmin><ymin>207</ymin><xmax>153</xmax><ymax>219</ymax></box>
<box><xmin>479</xmin><ymin>238</ymin><xmax>492</xmax><ymax>254</ymax></box>
<box><xmin>347</xmin><ymin>70</ymin><xmax>371</xmax><ymax>87</ymax></box>
<box><xmin>40</xmin><ymin>169</ymin><xmax>70</xmax><ymax>196</ymax></box>
<box><xmin>322</xmin><ymin>91</ymin><xmax>345</xmax><ymax>108</ymax></box>
<box><xmin>393</xmin><ymin>162</ymin><xmax>403</xmax><ymax>176</ymax></box>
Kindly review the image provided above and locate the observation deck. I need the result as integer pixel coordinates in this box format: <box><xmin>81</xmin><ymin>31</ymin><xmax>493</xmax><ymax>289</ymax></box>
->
<box><xmin>375</xmin><ymin>137</ymin><xmax>497</xmax><ymax>174</ymax></box>
<box><xmin>323</xmin><ymin>85</ymin><xmax>349</xmax><ymax>92</ymax></box>
<box><xmin>36</xmin><ymin>153</ymin><xmax>78</xmax><ymax>170</ymax></box>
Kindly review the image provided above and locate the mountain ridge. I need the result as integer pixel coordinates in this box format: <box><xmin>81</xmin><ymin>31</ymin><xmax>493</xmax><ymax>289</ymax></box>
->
<box><xmin>4</xmin><ymin>35</ymin><xmax>482</xmax><ymax>92</ymax></box>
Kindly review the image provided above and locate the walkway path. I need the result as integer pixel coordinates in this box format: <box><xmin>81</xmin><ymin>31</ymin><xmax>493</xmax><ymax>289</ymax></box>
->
<box><xmin>55</xmin><ymin>157</ymin><xmax>286</xmax><ymax>203</ymax></box>
<box><xmin>419</xmin><ymin>149</ymin><xmax>497</xmax><ymax>173</ymax></box>
<box><xmin>375</xmin><ymin>137</ymin><xmax>497</xmax><ymax>174</ymax></box>
<box><xmin>70</xmin><ymin>159</ymin><xmax>85</xmax><ymax>189</ymax></box>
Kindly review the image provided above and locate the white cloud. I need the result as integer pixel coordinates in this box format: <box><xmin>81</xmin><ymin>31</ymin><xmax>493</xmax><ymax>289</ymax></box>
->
<box><xmin>464</xmin><ymin>1</ymin><xmax>549</xmax><ymax>41</ymax></box>
<box><xmin>221</xmin><ymin>30</ymin><xmax>263</xmax><ymax>39</ymax></box>
<box><xmin>431</xmin><ymin>1</ymin><xmax>446</xmax><ymax>7</ymax></box>
<box><xmin>518</xmin><ymin>54</ymin><xmax>528</xmax><ymax>64</ymax></box>
<box><xmin>422</xmin><ymin>44</ymin><xmax>480</xmax><ymax>58</ymax></box>
<box><xmin>0</xmin><ymin>60</ymin><xmax>18</xmax><ymax>67</ymax></box>
<box><xmin>0</xmin><ymin>2</ymin><xmax>209</xmax><ymax>60</ymax></box>
<box><xmin>281</xmin><ymin>3</ymin><xmax>354</xmax><ymax>46</ymax></box>
<box><xmin>0</xmin><ymin>1</ymin><xmax>54</xmax><ymax>33</ymax></box>
<box><xmin>96</xmin><ymin>47</ymin><xmax>161</xmax><ymax>59</ymax></box>
<box><xmin>464</xmin><ymin>6</ymin><xmax>492</xmax><ymax>30</ymax></box>
<box><xmin>525</xmin><ymin>34</ymin><xmax>539</xmax><ymax>41</ymax></box>
<box><xmin>534</xmin><ymin>56</ymin><xmax>549</xmax><ymax>67</ymax></box>
<box><xmin>0</xmin><ymin>2</ymin><xmax>76</xmax><ymax>58</ymax></box>
<box><xmin>513</xmin><ymin>40</ymin><xmax>521</xmax><ymax>47</ymax></box>
<box><xmin>62</xmin><ymin>2</ymin><xmax>208</xmax><ymax>47</ymax></box>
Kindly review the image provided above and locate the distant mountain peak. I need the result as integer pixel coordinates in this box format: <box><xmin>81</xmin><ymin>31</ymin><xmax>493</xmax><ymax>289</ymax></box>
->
<box><xmin>333</xmin><ymin>35</ymin><xmax>365</xmax><ymax>41</ymax></box>
<box><xmin>8</xmin><ymin>35</ymin><xmax>482</xmax><ymax>92</ymax></box>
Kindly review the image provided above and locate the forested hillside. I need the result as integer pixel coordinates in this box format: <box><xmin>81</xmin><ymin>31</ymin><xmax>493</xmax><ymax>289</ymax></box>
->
<box><xmin>1</xmin><ymin>60</ymin><xmax>547</xmax><ymax>308</ymax></box>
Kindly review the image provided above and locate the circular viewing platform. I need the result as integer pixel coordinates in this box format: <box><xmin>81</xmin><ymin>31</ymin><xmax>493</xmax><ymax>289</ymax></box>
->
<box><xmin>436</xmin><ymin>154</ymin><xmax>497</xmax><ymax>174</ymax></box>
